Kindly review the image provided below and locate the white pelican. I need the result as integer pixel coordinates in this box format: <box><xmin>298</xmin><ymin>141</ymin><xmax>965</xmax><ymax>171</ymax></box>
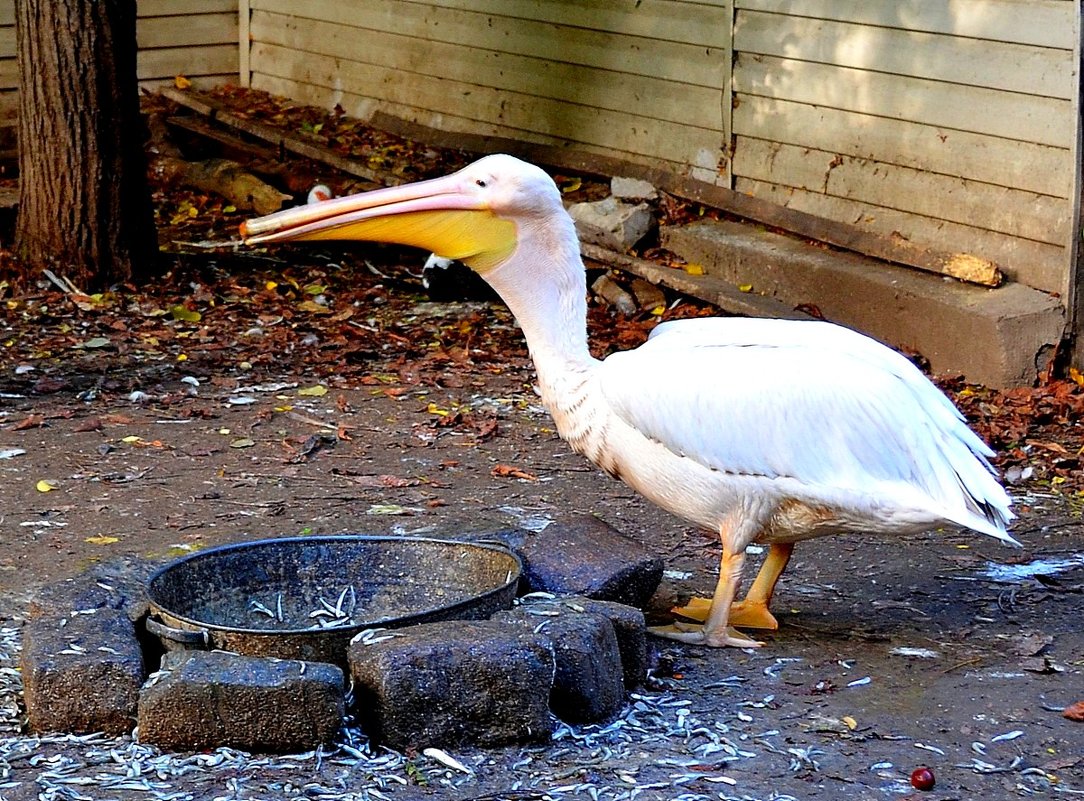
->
<box><xmin>242</xmin><ymin>154</ymin><xmax>1017</xmax><ymax>648</ymax></box>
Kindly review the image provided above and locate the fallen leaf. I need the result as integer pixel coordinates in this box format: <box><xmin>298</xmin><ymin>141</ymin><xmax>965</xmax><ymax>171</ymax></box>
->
<box><xmin>491</xmin><ymin>464</ymin><xmax>538</xmax><ymax>481</ymax></box>
<box><xmin>35</xmin><ymin>479</ymin><xmax>58</xmax><ymax>492</ymax></box>
<box><xmin>298</xmin><ymin>385</ymin><xmax>329</xmax><ymax>397</ymax></box>
<box><xmin>85</xmin><ymin>535</ymin><xmax>119</xmax><ymax>545</ymax></box>
<box><xmin>230</xmin><ymin>438</ymin><xmax>256</xmax><ymax>449</ymax></box>
<box><xmin>170</xmin><ymin>305</ymin><xmax>201</xmax><ymax>323</ymax></box>
<box><xmin>1064</xmin><ymin>701</ymin><xmax>1084</xmax><ymax>722</ymax></box>
<box><xmin>0</xmin><ymin>448</ymin><xmax>26</xmax><ymax>459</ymax></box>
<box><xmin>347</xmin><ymin>474</ymin><xmax>421</xmax><ymax>488</ymax></box>
<box><xmin>12</xmin><ymin>415</ymin><xmax>45</xmax><ymax>431</ymax></box>
<box><xmin>174</xmin><ymin>74</ymin><xmax>191</xmax><ymax>89</ymax></box>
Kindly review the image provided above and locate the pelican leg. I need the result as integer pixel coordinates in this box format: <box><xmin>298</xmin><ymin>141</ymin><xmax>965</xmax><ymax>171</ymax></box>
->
<box><xmin>672</xmin><ymin>542</ymin><xmax>794</xmax><ymax>630</ymax></box>
<box><xmin>674</xmin><ymin>543</ymin><xmax>794</xmax><ymax>630</ymax></box>
<box><xmin>649</xmin><ymin>545</ymin><xmax>763</xmax><ymax>648</ymax></box>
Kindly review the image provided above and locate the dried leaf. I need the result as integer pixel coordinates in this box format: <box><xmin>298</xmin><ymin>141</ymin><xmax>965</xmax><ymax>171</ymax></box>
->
<box><xmin>35</xmin><ymin>479</ymin><xmax>58</xmax><ymax>492</ymax></box>
<box><xmin>1063</xmin><ymin>701</ymin><xmax>1084</xmax><ymax>722</ymax></box>
<box><xmin>298</xmin><ymin>385</ymin><xmax>329</xmax><ymax>397</ymax></box>
<box><xmin>85</xmin><ymin>535</ymin><xmax>119</xmax><ymax>545</ymax></box>
<box><xmin>170</xmin><ymin>305</ymin><xmax>202</xmax><ymax>323</ymax></box>
<box><xmin>174</xmin><ymin>74</ymin><xmax>192</xmax><ymax>89</ymax></box>
<box><xmin>229</xmin><ymin>438</ymin><xmax>256</xmax><ymax>449</ymax></box>
<box><xmin>491</xmin><ymin>464</ymin><xmax>538</xmax><ymax>481</ymax></box>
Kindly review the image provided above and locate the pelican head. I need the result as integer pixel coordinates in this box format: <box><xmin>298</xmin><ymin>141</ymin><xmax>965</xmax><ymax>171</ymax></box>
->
<box><xmin>241</xmin><ymin>154</ymin><xmax>563</xmax><ymax>274</ymax></box>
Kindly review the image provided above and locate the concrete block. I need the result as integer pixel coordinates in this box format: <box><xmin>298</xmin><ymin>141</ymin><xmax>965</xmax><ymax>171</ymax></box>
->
<box><xmin>138</xmin><ymin>651</ymin><xmax>344</xmax><ymax>753</ymax></box>
<box><xmin>570</xmin><ymin>197</ymin><xmax>655</xmax><ymax>251</ymax></box>
<box><xmin>506</xmin><ymin>515</ymin><xmax>664</xmax><ymax>608</ymax></box>
<box><xmin>28</xmin><ymin>559</ymin><xmax>154</xmax><ymax>624</ymax></box>
<box><xmin>493</xmin><ymin>603</ymin><xmax>626</xmax><ymax>723</ymax></box>
<box><xmin>611</xmin><ymin>176</ymin><xmax>658</xmax><ymax>202</ymax></box>
<box><xmin>21</xmin><ymin>608</ymin><xmax>145</xmax><ymax>735</ymax></box>
<box><xmin>348</xmin><ymin>621</ymin><xmax>554</xmax><ymax>750</ymax></box>
<box><xmin>662</xmin><ymin>220</ymin><xmax>1065</xmax><ymax>388</ymax></box>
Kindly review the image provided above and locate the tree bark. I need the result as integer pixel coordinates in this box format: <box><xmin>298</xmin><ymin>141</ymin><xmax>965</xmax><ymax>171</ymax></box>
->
<box><xmin>14</xmin><ymin>0</ymin><xmax>158</xmax><ymax>291</ymax></box>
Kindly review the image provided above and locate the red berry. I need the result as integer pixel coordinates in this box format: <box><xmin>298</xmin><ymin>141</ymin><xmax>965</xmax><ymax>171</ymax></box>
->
<box><xmin>910</xmin><ymin>766</ymin><xmax>936</xmax><ymax>791</ymax></box>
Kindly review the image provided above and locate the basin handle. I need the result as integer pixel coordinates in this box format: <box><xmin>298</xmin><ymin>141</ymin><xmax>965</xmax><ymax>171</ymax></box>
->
<box><xmin>145</xmin><ymin>616</ymin><xmax>211</xmax><ymax>648</ymax></box>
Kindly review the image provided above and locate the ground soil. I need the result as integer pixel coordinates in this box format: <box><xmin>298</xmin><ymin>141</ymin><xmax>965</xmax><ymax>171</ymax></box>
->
<box><xmin>0</xmin><ymin>120</ymin><xmax>1082</xmax><ymax>798</ymax></box>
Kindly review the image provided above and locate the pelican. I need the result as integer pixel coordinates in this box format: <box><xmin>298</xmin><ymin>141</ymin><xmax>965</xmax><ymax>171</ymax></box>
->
<box><xmin>242</xmin><ymin>154</ymin><xmax>1016</xmax><ymax>648</ymax></box>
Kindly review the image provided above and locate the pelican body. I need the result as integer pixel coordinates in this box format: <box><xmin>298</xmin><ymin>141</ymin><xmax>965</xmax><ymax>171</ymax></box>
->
<box><xmin>242</xmin><ymin>154</ymin><xmax>1016</xmax><ymax>647</ymax></box>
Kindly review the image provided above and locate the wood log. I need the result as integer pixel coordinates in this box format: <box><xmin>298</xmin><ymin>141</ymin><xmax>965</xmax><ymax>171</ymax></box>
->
<box><xmin>146</xmin><ymin>113</ymin><xmax>289</xmax><ymax>215</ymax></box>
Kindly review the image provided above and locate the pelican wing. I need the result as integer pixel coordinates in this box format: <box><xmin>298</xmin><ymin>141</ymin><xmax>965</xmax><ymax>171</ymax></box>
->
<box><xmin>598</xmin><ymin>318</ymin><xmax>1013</xmax><ymax>536</ymax></box>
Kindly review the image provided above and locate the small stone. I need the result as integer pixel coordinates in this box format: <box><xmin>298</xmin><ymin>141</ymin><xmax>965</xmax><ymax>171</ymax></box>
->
<box><xmin>611</xmin><ymin>176</ymin><xmax>658</xmax><ymax>202</ymax></box>
<box><xmin>510</xmin><ymin>514</ymin><xmax>664</xmax><ymax>608</ymax></box>
<box><xmin>21</xmin><ymin>608</ymin><xmax>145</xmax><ymax>735</ymax></box>
<box><xmin>591</xmin><ymin>273</ymin><xmax>638</xmax><ymax>316</ymax></box>
<box><xmin>569</xmin><ymin>196</ymin><xmax>656</xmax><ymax>251</ymax></box>
<box><xmin>493</xmin><ymin>603</ymin><xmax>625</xmax><ymax>723</ymax></box>
<box><xmin>349</xmin><ymin>620</ymin><xmax>553</xmax><ymax>750</ymax></box>
<box><xmin>138</xmin><ymin>651</ymin><xmax>344</xmax><ymax>753</ymax></box>
<box><xmin>629</xmin><ymin>277</ymin><xmax>666</xmax><ymax>312</ymax></box>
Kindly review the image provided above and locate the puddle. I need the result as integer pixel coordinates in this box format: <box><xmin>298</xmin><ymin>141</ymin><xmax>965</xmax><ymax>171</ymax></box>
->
<box><xmin>980</xmin><ymin>554</ymin><xmax>1084</xmax><ymax>583</ymax></box>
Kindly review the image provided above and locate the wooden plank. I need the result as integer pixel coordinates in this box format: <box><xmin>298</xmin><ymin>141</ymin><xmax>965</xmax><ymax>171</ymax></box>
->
<box><xmin>138</xmin><ymin>0</ymin><xmax>237</xmax><ymax>17</ymax></box>
<box><xmin>733</xmin><ymin>95</ymin><xmax>1073</xmax><ymax>199</ymax></box>
<box><xmin>424</xmin><ymin>0</ymin><xmax>732</xmax><ymax>49</ymax></box>
<box><xmin>735</xmin><ymin>0</ymin><xmax>1077</xmax><ymax>49</ymax></box>
<box><xmin>581</xmin><ymin>242</ymin><xmax>814</xmax><ymax>321</ymax></box>
<box><xmin>160</xmin><ymin>86</ymin><xmax>407</xmax><ymax>186</ymax></box>
<box><xmin>733</xmin><ymin>137</ymin><xmax>1072</xmax><ymax>245</ymax></box>
<box><xmin>0</xmin><ymin>58</ymin><xmax>15</xmax><ymax>91</ymax></box>
<box><xmin>736</xmin><ymin>9</ymin><xmax>1074</xmax><ymax>99</ymax></box>
<box><xmin>138</xmin><ymin>44</ymin><xmax>238</xmax><ymax>80</ymax></box>
<box><xmin>251</xmin><ymin>10</ymin><xmax>724</xmax><ymax>132</ymax></box>
<box><xmin>138</xmin><ymin>12</ymin><xmax>237</xmax><ymax>49</ymax></box>
<box><xmin>251</xmin><ymin>0</ymin><xmax>725</xmax><ymax>88</ymax></box>
<box><xmin>0</xmin><ymin>26</ymin><xmax>12</xmax><ymax>57</ymax></box>
<box><xmin>250</xmin><ymin>41</ymin><xmax>724</xmax><ymax>170</ymax></box>
<box><xmin>239</xmin><ymin>0</ymin><xmax>251</xmax><ymax>87</ymax></box>
<box><xmin>252</xmin><ymin>73</ymin><xmax>724</xmax><ymax>183</ymax></box>
<box><xmin>735</xmin><ymin>177</ymin><xmax>1065</xmax><ymax>292</ymax></box>
<box><xmin>735</xmin><ymin>53</ymin><xmax>1074</xmax><ymax>149</ymax></box>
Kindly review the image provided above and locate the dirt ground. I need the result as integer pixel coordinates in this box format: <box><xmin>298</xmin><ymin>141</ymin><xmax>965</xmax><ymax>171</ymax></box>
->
<box><xmin>1</xmin><ymin>240</ymin><xmax>1083</xmax><ymax>801</ymax></box>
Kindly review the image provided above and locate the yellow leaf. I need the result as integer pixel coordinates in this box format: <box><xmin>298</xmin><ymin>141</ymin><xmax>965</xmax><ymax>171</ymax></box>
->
<box><xmin>222</xmin><ymin>205</ymin><xmax>237</xmax><ymax>214</ymax></box>
<box><xmin>121</xmin><ymin>435</ymin><xmax>143</xmax><ymax>444</ymax></box>
<box><xmin>842</xmin><ymin>716</ymin><xmax>857</xmax><ymax>730</ymax></box>
<box><xmin>36</xmin><ymin>479</ymin><xmax>58</xmax><ymax>492</ymax></box>
<box><xmin>298</xmin><ymin>385</ymin><xmax>328</xmax><ymax>397</ymax></box>
<box><xmin>176</xmin><ymin>353</ymin><xmax>188</xmax><ymax>362</ymax></box>
<box><xmin>1070</xmin><ymin>366</ymin><xmax>1084</xmax><ymax>386</ymax></box>
<box><xmin>170</xmin><ymin>305</ymin><xmax>201</xmax><ymax>323</ymax></box>
<box><xmin>560</xmin><ymin>178</ymin><xmax>582</xmax><ymax>194</ymax></box>
<box><xmin>427</xmin><ymin>402</ymin><xmax>450</xmax><ymax>417</ymax></box>
<box><xmin>738</xmin><ymin>283</ymin><xmax>753</xmax><ymax>293</ymax></box>
<box><xmin>174</xmin><ymin>74</ymin><xmax>191</xmax><ymax>90</ymax></box>
<box><xmin>85</xmin><ymin>535</ymin><xmax>119</xmax><ymax>545</ymax></box>
<box><xmin>683</xmin><ymin>263</ymin><xmax>704</xmax><ymax>276</ymax></box>
<box><xmin>265</xmin><ymin>281</ymin><xmax>279</xmax><ymax>291</ymax></box>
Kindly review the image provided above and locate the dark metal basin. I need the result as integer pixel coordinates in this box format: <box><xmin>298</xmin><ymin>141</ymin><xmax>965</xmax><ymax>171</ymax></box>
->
<box><xmin>145</xmin><ymin>535</ymin><xmax>522</xmax><ymax>665</ymax></box>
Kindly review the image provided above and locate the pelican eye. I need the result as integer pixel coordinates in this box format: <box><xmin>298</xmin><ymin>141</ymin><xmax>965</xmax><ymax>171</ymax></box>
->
<box><xmin>475</xmin><ymin>179</ymin><xmax>487</xmax><ymax>188</ymax></box>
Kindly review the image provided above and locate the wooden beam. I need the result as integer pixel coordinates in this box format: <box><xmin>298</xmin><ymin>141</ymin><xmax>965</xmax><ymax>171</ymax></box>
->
<box><xmin>159</xmin><ymin>86</ymin><xmax>400</xmax><ymax>187</ymax></box>
<box><xmin>580</xmin><ymin>243</ymin><xmax>813</xmax><ymax>322</ymax></box>
<box><xmin>372</xmin><ymin>112</ymin><xmax>1003</xmax><ymax>287</ymax></box>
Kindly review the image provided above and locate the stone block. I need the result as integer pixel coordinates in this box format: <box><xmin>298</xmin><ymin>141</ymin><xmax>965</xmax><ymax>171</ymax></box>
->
<box><xmin>611</xmin><ymin>176</ymin><xmax>658</xmax><ymax>202</ymax></box>
<box><xmin>493</xmin><ymin>603</ymin><xmax>625</xmax><ymax>724</ymax></box>
<box><xmin>21</xmin><ymin>608</ymin><xmax>144</xmax><ymax>735</ymax></box>
<box><xmin>569</xmin><ymin>197</ymin><xmax>656</xmax><ymax>251</ymax></box>
<box><xmin>508</xmin><ymin>515</ymin><xmax>664</xmax><ymax>608</ymax></box>
<box><xmin>349</xmin><ymin>620</ymin><xmax>553</xmax><ymax>750</ymax></box>
<box><xmin>662</xmin><ymin>220</ymin><xmax>1065</xmax><ymax>388</ymax></box>
<box><xmin>28</xmin><ymin>558</ymin><xmax>155</xmax><ymax>624</ymax></box>
<box><xmin>138</xmin><ymin>650</ymin><xmax>344</xmax><ymax>753</ymax></box>
<box><xmin>560</xmin><ymin>596</ymin><xmax>648</xmax><ymax>690</ymax></box>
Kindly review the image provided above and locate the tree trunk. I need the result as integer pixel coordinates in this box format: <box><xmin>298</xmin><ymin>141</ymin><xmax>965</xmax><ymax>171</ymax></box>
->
<box><xmin>14</xmin><ymin>0</ymin><xmax>158</xmax><ymax>292</ymax></box>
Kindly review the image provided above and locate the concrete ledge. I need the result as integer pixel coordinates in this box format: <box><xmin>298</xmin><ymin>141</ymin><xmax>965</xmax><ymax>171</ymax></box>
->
<box><xmin>662</xmin><ymin>221</ymin><xmax>1065</xmax><ymax>388</ymax></box>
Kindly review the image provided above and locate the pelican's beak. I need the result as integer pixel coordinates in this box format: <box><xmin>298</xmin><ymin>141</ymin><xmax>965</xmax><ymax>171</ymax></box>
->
<box><xmin>240</xmin><ymin>171</ymin><xmax>517</xmax><ymax>273</ymax></box>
